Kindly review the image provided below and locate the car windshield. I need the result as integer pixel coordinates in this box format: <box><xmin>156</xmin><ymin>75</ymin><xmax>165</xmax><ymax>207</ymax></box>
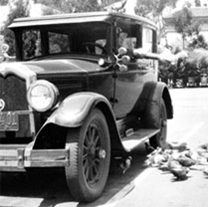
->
<box><xmin>21</xmin><ymin>22</ymin><xmax>110</xmax><ymax>60</ymax></box>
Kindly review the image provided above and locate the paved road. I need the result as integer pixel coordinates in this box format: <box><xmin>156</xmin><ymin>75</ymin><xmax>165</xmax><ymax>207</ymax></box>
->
<box><xmin>113</xmin><ymin>87</ymin><xmax>208</xmax><ymax>207</ymax></box>
<box><xmin>0</xmin><ymin>88</ymin><xmax>208</xmax><ymax>207</ymax></box>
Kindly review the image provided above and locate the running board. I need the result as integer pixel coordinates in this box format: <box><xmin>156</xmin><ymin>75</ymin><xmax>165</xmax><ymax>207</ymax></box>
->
<box><xmin>122</xmin><ymin>128</ymin><xmax>160</xmax><ymax>152</ymax></box>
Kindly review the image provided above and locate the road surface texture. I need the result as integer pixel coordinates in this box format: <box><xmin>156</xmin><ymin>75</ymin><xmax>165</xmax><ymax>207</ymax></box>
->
<box><xmin>0</xmin><ymin>87</ymin><xmax>208</xmax><ymax>207</ymax></box>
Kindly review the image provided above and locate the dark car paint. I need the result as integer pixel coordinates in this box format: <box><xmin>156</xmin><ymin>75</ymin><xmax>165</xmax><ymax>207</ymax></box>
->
<box><xmin>22</xmin><ymin>55</ymin><xmax>160</xmax><ymax>119</ymax></box>
<box><xmin>0</xmin><ymin>11</ymin><xmax>173</xmax><ymax>170</ymax></box>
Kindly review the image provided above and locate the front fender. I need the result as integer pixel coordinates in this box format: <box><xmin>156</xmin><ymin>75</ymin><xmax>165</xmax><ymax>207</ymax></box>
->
<box><xmin>46</xmin><ymin>92</ymin><xmax>112</xmax><ymax>127</ymax></box>
<box><xmin>32</xmin><ymin>92</ymin><xmax>118</xmax><ymax>150</ymax></box>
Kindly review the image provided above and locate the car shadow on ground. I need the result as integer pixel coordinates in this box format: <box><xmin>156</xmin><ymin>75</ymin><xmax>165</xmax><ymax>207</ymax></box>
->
<box><xmin>0</xmin><ymin>143</ymin><xmax>150</xmax><ymax>207</ymax></box>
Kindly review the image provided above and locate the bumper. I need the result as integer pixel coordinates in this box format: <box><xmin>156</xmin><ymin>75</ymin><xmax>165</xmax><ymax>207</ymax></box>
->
<box><xmin>0</xmin><ymin>144</ymin><xmax>70</xmax><ymax>172</ymax></box>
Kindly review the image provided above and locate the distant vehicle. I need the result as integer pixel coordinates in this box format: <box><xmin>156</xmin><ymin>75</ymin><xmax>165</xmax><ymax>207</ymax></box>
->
<box><xmin>0</xmin><ymin>11</ymin><xmax>173</xmax><ymax>202</ymax></box>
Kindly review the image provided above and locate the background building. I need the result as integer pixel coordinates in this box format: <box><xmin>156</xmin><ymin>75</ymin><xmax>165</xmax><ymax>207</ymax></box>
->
<box><xmin>163</xmin><ymin>0</ymin><xmax>208</xmax><ymax>49</ymax></box>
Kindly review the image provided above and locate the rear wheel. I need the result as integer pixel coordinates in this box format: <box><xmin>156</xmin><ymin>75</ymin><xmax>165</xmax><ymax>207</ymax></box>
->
<box><xmin>65</xmin><ymin>109</ymin><xmax>111</xmax><ymax>202</ymax></box>
<box><xmin>149</xmin><ymin>99</ymin><xmax>167</xmax><ymax>149</ymax></box>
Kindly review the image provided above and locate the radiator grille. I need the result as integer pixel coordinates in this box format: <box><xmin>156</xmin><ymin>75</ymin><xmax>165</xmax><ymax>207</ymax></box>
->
<box><xmin>0</xmin><ymin>75</ymin><xmax>28</xmax><ymax>111</ymax></box>
<box><xmin>0</xmin><ymin>75</ymin><xmax>32</xmax><ymax>139</ymax></box>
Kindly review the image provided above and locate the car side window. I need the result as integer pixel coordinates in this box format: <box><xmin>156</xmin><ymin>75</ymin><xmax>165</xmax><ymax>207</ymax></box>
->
<box><xmin>142</xmin><ymin>27</ymin><xmax>153</xmax><ymax>53</ymax></box>
<box><xmin>117</xmin><ymin>30</ymin><xmax>136</xmax><ymax>51</ymax></box>
<box><xmin>22</xmin><ymin>29</ymin><xmax>42</xmax><ymax>60</ymax></box>
<box><xmin>116</xmin><ymin>21</ymin><xmax>141</xmax><ymax>52</ymax></box>
<box><xmin>48</xmin><ymin>32</ymin><xmax>70</xmax><ymax>54</ymax></box>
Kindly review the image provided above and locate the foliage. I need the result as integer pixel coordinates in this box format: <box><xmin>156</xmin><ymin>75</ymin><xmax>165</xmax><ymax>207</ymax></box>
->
<box><xmin>172</xmin><ymin>6</ymin><xmax>193</xmax><ymax>37</ymax></box>
<box><xmin>65</xmin><ymin>0</ymin><xmax>102</xmax><ymax>12</ymax></box>
<box><xmin>134</xmin><ymin>0</ymin><xmax>178</xmax><ymax>45</ymax></box>
<box><xmin>0</xmin><ymin>0</ymin><xmax>30</xmax><ymax>55</ymax></box>
<box><xmin>23</xmin><ymin>30</ymin><xmax>39</xmax><ymax>60</ymax></box>
<box><xmin>0</xmin><ymin>36</ymin><xmax>9</xmax><ymax>62</ymax></box>
<box><xmin>188</xmin><ymin>34</ymin><xmax>208</xmax><ymax>49</ymax></box>
<box><xmin>185</xmin><ymin>20</ymin><xmax>201</xmax><ymax>36</ymax></box>
<box><xmin>0</xmin><ymin>0</ymin><xmax>9</xmax><ymax>6</ymax></box>
<box><xmin>171</xmin><ymin>5</ymin><xmax>202</xmax><ymax>49</ymax></box>
<box><xmin>36</xmin><ymin>0</ymin><xmax>116</xmax><ymax>13</ymax></box>
<box><xmin>35</xmin><ymin>0</ymin><xmax>178</xmax><ymax>15</ymax></box>
<box><xmin>135</xmin><ymin>0</ymin><xmax>178</xmax><ymax>17</ymax></box>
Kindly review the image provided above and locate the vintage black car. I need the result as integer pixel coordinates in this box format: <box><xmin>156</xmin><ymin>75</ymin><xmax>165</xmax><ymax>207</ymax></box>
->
<box><xmin>0</xmin><ymin>11</ymin><xmax>173</xmax><ymax>202</ymax></box>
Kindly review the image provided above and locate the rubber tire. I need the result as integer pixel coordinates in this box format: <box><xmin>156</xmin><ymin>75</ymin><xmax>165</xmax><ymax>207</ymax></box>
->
<box><xmin>65</xmin><ymin>109</ymin><xmax>111</xmax><ymax>203</ymax></box>
<box><xmin>149</xmin><ymin>99</ymin><xmax>167</xmax><ymax>149</ymax></box>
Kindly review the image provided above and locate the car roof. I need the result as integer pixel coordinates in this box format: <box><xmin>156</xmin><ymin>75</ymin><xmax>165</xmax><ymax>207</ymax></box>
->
<box><xmin>9</xmin><ymin>11</ymin><xmax>157</xmax><ymax>29</ymax></box>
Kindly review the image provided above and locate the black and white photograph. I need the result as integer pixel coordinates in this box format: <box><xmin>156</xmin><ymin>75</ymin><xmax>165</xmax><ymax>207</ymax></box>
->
<box><xmin>0</xmin><ymin>0</ymin><xmax>208</xmax><ymax>206</ymax></box>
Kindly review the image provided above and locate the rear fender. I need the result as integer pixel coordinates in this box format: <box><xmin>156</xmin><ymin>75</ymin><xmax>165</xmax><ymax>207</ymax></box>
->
<box><xmin>144</xmin><ymin>82</ymin><xmax>173</xmax><ymax>128</ymax></box>
<box><xmin>129</xmin><ymin>81</ymin><xmax>173</xmax><ymax>122</ymax></box>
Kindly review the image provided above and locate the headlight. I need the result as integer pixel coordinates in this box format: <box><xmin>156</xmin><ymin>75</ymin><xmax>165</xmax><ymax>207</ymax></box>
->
<box><xmin>27</xmin><ymin>80</ymin><xmax>59</xmax><ymax>112</ymax></box>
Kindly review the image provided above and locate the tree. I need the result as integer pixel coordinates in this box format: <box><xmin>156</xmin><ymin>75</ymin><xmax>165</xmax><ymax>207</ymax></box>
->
<box><xmin>0</xmin><ymin>0</ymin><xmax>30</xmax><ymax>55</ymax></box>
<box><xmin>36</xmin><ymin>0</ymin><xmax>114</xmax><ymax>13</ymax></box>
<box><xmin>135</xmin><ymin>0</ymin><xmax>178</xmax><ymax>17</ymax></box>
<box><xmin>135</xmin><ymin>0</ymin><xmax>178</xmax><ymax>43</ymax></box>
<box><xmin>189</xmin><ymin>34</ymin><xmax>208</xmax><ymax>49</ymax></box>
<box><xmin>36</xmin><ymin>0</ymin><xmax>124</xmax><ymax>14</ymax></box>
<box><xmin>172</xmin><ymin>6</ymin><xmax>193</xmax><ymax>48</ymax></box>
<box><xmin>0</xmin><ymin>0</ymin><xmax>9</xmax><ymax>6</ymax></box>
<box><xmin>171</xmin><ymin>3</ymin><xmax>202</xmax><ymax>49</ymax></box>
<box><xmin>66</xmin><ymin>0</ymin><xmax>101</xmax><ymax>12</ymax></box>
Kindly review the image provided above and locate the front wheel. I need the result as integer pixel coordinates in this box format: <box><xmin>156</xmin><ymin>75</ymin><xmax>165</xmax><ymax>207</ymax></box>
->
<box><xmin>149</xmin><ymin>99</ymin><xmax>167</xmax><ymax>149</ymax></box>
<box><xmin>65</xmin><ymin>109</ymin><xmax>111</xmax><ymax>202</ymax></box>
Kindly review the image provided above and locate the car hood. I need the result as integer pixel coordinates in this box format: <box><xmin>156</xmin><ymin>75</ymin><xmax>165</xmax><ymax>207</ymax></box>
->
<box><xmin>0</xmin><ymin>58</ymin><xmax>110</xmax><ymax>86</ymax></box>
<box><xmin>23</xmin><ymin>58</ymin><xmax>101</xmax><ymax>74</ymax></box>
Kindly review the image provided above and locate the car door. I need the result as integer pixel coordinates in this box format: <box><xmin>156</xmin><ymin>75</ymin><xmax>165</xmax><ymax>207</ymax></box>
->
<box><xmin>113</xmin><ymin>19</ymin><xmax>158</xmax><ymax>118</ymax></box>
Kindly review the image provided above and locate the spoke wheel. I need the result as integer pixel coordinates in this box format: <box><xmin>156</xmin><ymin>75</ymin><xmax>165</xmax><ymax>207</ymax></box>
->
<box><xmin>150</xmin><ymin>99</ymin><xmax>167</xmax><ymax>149</ymax></box>
<box><xmin>65</xmin><ymin>109</ymin><xmax>110</xmax><ymax>202</ymax></box>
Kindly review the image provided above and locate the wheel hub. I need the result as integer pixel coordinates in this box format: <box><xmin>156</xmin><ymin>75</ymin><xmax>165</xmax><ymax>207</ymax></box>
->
<box><xmin>98</xmin><ymin>149</ymin><xmax>106</xmax><ymax>159</ymax></box>
<box><xmin>87</xmin><ymin>147</ymin><xmax>106</xmax><ymax>160</ymax></box>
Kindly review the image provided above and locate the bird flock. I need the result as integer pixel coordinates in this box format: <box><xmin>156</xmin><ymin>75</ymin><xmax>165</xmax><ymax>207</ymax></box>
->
<box><xmin>145</xmin><ymin>141</ymin><xmax>208</xmax><ymax>180</ymax></box>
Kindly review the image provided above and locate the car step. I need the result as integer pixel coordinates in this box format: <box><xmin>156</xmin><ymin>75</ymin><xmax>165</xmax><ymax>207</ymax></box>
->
<box><xmin>121</xmin><ymin>128</ymin><xmax>160</xmax><ymax>152</ymax></box>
